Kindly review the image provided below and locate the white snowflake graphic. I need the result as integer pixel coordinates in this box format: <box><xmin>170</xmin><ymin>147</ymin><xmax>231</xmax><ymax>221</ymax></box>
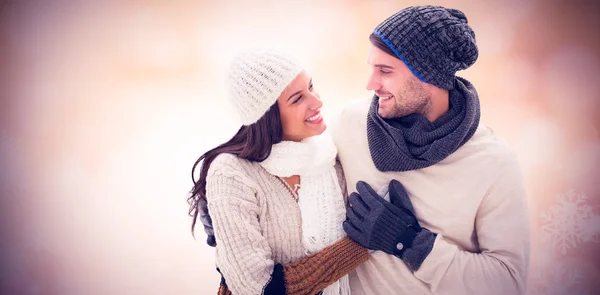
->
<box><xmin>540</xmin><ymin>189</ymin><xmax>599</xmax><ymax>254</ymax></box>
<box><xmin>580</xmin><ymin>207</ymin><xmax>600</xmax><ymax>243</ymax></box>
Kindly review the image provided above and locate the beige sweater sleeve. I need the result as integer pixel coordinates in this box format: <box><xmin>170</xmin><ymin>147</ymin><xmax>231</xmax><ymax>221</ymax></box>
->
<box><xmin>206</xmin><ymin>162</ymin><xmax>275</xmax><ymax>295</ymax></box>
<box><xmin>413</xmin><ymin>152</ymin><xmax>531</xmax><ymax>295</ymax></box>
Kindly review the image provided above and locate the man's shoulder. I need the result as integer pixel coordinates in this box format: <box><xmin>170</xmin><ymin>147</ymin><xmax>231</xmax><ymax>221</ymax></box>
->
<box><xmin>444</xmin><ymin>124</ymin><xmax>524</xmax><ymax>190</ymax></box>
<box><xmin>330</xmin><ymin>98</ymin><xmax>371</xmax><ymax>127</ymax></box>
<box><xmin>340</xmin><ymin>97</ymin><xmax>372</xmax><ymax>117</ymax></box>
<box><xmin>468</xmin><ymin>123</ymin><xmax>520</xmax><ymax>165</ymax></box>
<box><xmin>329</xmin><ymin>97</ymin><xmax>371</xmax><ymax>140</ymax></box>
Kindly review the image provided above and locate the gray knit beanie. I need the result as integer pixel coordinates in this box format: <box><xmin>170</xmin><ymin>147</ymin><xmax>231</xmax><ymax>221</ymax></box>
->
<box><xmin>374</xmin><ymin>5</ymin><xmax>478</xmax><ymax>90</ymax></box>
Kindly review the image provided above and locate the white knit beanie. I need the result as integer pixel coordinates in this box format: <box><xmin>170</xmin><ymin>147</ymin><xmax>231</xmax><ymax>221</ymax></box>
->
<box><xmin>227</xmin><ymin>49</ymin><xmax>304</xmax><ymax>125</ymax></box>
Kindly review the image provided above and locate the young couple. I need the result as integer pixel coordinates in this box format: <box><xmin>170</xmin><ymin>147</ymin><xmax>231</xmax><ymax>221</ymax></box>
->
<box><xmin>188</xmin><ymin>5</ymin><xmax>530</xmax><ymax>295</ymax></box>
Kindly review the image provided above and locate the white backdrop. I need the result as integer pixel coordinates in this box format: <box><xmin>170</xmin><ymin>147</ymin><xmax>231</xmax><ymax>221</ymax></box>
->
<box><xmin>1</xmin><ymin>0</ymin><xmax>599</xmax><ymax>294</ymax></box>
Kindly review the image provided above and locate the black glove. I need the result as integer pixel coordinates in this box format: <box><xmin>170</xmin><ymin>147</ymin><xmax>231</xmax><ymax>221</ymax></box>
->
<box><xmin>198</xmin><ymin>197</ymin><xmax>216</xmax><ymax>247</ymax></box>
<box><xmin>343</xmin><ymin>180</ymin><xmax>436</xmax><ymax>271</ymax></box>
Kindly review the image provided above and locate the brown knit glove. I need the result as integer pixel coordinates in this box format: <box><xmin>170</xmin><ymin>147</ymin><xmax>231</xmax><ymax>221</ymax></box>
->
<box><xmin>216</xmin><ymin>237</ymin><xmax>368</xmax><ymax>295</ymax></box>
<box><xmin>283</xmin><ymin>236</ymin><xmax>369</xmax><ymax>295</ymax></box>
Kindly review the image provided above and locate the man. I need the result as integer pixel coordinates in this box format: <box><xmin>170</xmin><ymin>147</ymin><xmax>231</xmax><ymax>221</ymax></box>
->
<box><xmin>330</xmin><ymin>5</ymin><xmax>531</xmax><ymax>295</ymax></box>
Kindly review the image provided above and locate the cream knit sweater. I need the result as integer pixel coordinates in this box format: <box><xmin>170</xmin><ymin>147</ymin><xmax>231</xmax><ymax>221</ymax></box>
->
<box><xmin>329</xmin><ymin>98</ymin><xmax>531</xmax><ymax>295</ymax></box>
<box><xmin>206</xmin><ymin>153</ymin><xmax>347</xmax><ymax>295</ymax></box>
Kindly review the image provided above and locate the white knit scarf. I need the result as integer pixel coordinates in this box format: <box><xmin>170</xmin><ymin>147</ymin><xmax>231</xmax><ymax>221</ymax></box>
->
<box><xmin>258</xmin><ymin>133</ymin><xmax>350</xmax><ymax>295</ymax></box>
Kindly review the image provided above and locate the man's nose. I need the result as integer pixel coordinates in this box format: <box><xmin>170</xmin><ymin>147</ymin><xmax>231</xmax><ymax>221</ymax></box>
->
<box><xmin>366</xmin><ymin>72</ymin><xmax>381</xmax><ymax>91</ymax></box>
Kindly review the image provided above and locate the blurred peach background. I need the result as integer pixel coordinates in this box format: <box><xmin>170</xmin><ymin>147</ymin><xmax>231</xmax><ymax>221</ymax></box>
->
<box><xmin>1</xmin><ymin>0</ymin><xmax>599</xmax><ymax>294</ymax></box>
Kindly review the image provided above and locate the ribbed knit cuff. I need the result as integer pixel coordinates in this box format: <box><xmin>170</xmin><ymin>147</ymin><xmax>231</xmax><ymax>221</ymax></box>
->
<box><xmin>370</xmin><ymin>209</ymin><xmax>409</xmax><ymax>255</ymax></box>
<box><xmin>283</xmin><ymin>237</ymin><xmax>369</xmax><ymax>295</ymax></box>
<box><xmin>402</xmin><ymin>228</ymin><xmax>437</xmax><ymax>271</ymax></box>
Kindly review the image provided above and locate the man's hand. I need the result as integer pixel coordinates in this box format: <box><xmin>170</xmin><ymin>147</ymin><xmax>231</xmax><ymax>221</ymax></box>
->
<box><xmin>343</xmin><ymin>179</ymin><xmax>437</xmax><ymax>271</ymax></box>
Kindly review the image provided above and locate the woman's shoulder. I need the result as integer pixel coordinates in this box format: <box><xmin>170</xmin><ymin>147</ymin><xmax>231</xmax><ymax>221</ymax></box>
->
<box><xmin>209</xmin><ymin>153</ymin><xmax>253</xmax><ymax>173</ymax></box>
<box><xmin>207</xmin><ymin>153</ymin><xmax>265</xmax><ymax>187</ymax></box>
<box><xmin>205</xmin><ymin>153</ymin><xmax>264</xmax><ymax>200</ymax></box>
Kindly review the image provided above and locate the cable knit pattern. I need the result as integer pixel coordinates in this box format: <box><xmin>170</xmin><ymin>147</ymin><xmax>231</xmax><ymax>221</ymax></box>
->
<box><xmin>259</xmin><ymin>133</ymin><xmax>349</xmax><ymax>295</ymax></box>
<box><xmin>206</xmin><ymin>152</ymin><xmax>348</xmax><ymax>295</ymax></box>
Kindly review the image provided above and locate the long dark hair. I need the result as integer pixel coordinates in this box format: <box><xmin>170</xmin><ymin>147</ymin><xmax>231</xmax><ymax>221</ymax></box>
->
<box><xmin>188</xmin><ymin>102</ymin><xmax>283</xmax><ymax>235</ymax></box>
<box><xmin>369</xmin><ymin>33</ymin><xmax>396</xmax><ymax>57</ymax></box>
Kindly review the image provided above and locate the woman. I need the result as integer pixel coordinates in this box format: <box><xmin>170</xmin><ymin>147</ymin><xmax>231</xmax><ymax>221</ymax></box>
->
<box><xmin>187</xmin><ymin>49</ymin><xmax>368</xmax><ymax>295</ymax></box>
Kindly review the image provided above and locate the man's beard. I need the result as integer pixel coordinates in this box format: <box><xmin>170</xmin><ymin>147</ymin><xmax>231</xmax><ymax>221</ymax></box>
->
<box><xmin>382</xmin><ymin>78</ymin><xmax>431</xmax><ymax>119</ymax></box>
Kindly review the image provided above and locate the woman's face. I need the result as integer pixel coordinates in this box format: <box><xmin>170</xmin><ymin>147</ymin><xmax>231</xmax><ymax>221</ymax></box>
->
<box><xmin>277</xmin><ymin>71</ymin><xmax>326</xmax><ymax>142</ymax></box>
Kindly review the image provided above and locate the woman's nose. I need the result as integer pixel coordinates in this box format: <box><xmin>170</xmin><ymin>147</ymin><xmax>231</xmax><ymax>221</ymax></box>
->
<box><xmin>309</xmin><ymin>93</ymin><xmax>323</xmax><ymax>110</ymax></box>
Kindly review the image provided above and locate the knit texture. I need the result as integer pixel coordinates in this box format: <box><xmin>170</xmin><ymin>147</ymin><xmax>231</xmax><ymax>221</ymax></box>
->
<box><xmin>207</xmin><ymin>153</ymin><xmax>304</xmax><ymax>294</ymax></box>
<box><xmin>216</xmin><ymin>237</ymin><xmax>368</xmax><ymax>295</ymax></box>
<box><xmin>330</xmin><ymin>98</ymin><xmax>531</xmax><ymax>294</ymax></box>
<box><xmin>283</xmin><ymin>237</ymin><xmax>368</xmax><ymax>295</ymax></box>
<box><xmin>366</xmin><ymin>77</ymin><xmax>480</xmax><ymax>172</ymax></box>
<box><xmin>227</xmin><ymin>49</ymin><xmax>304</xmax><ymax>125</ymax></box>
<box><xmin>258</xmin><ymin>133</ymin><xmax>349</xmax><ymax>295</ymax></box>
<box><xmin>374</xmin><ymin>5</ymin><xmax>478</xmax><ymax>90</ymax></box>
<box><xmin>402</xmin><ymin>228</ymin><xmax>436</xmax><ymax>271</ymax></box>
<box><xmin>206</xmin><ymin>153</ymin><xmax>353</xmax><ymax>295</ymax></box>
<box><xmin>387</xmin><ymin>179</ymin><xmax>436</xmax><ymax>271</ymax></box>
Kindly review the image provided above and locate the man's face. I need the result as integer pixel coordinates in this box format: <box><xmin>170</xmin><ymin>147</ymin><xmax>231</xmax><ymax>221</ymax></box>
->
<box><xmin>366</xmin><ymin>45</ymin><xmax>432</xmax><ymax>119</ymax></box>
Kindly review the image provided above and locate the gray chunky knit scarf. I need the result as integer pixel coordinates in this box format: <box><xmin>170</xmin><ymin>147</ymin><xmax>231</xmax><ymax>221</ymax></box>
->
<box><xmin>367</xmin><ymin>77</ymin><xmax>480</xmax><ymax>172</ymax></box>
